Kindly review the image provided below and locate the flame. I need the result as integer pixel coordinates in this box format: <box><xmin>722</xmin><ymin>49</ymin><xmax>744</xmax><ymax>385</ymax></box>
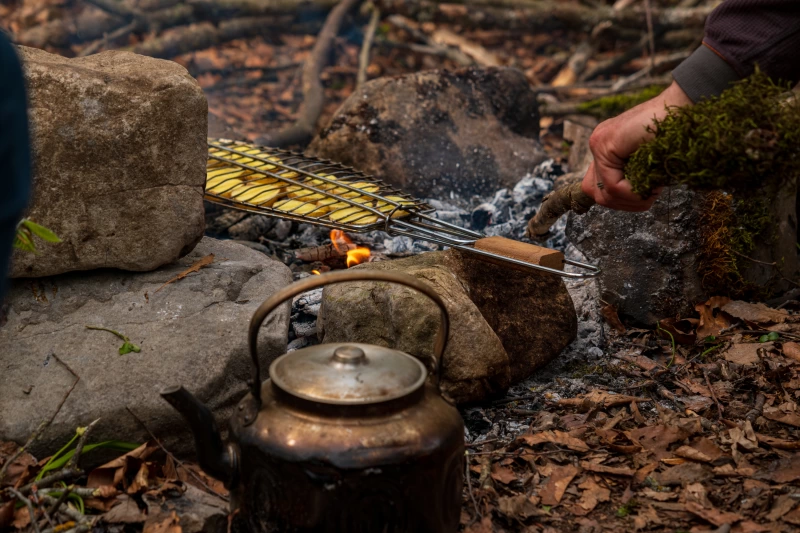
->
<box><xmin>311</xmin><ymin>270</ymin><xmax>321</xmax><ymax>275</ymax></box>
<box><xmin>330</xmin><ymin>230</ymin><xmax>371</xmax><ymax>267</ymax></box>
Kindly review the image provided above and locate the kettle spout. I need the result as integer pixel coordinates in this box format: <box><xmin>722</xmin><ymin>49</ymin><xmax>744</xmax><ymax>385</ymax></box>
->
<box><xmin>160</xmin><ymin>385</ymin><xmax>238</xmax><ymax>487</ymax></box>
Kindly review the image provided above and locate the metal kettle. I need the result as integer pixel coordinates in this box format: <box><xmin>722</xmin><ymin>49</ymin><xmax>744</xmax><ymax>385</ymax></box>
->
<box><xmin>161</xmin><ymin>270</ymin><xmax>465</xmax><ymax>533</ymax></box>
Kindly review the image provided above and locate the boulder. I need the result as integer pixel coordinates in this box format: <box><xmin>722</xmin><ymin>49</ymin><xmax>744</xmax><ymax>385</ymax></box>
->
<box><xmin>317</xmin><ymin>250</ymin><xmax>577</xmax><ymax>403</ymax></box>
<box><xmin>0</xmin><ymin>238</ymin><xmax>292</xmax><ymax>458</ymax></box>
<box><xmin>306</xmin><ymin>67</ymin><xmax>546</xmax><ymax>199</ymax></box>
<box><xmin>12</xmin><ymin>46</ymin><xmax>207</xmax><ymax>278</ymax></box>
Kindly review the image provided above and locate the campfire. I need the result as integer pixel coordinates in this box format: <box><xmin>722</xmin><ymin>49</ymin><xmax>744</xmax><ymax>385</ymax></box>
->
<box><xmin>331</xmin><ymin>230</ymin><xmax>371</xmax><ymax>267</ymax></box>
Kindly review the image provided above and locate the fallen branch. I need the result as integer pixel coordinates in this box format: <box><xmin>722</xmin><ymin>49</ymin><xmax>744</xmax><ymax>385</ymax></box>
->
<box><xmin>65</xmin><ymin>419</ymin><xmax>100</xmax><ymax>471</ymax></box>
<box><xmin>256</xmin><ymin>0</ymin><xmax>362</xmax><ymax>148</ymax></box>
<box><xmin>550</xmin><ymin>40</ymin><xmax>593</xmax><ymax>87</ymax></box>
<box><xmin>155</xmin><ymin>254</ymin><xmax>215</xmax><ymax>293</ymax></box>
<box><xmin>357</xmin><ymin>3</ymin><xmax>382</xmax><ymax>88</ymax></box>
<box><xmin>387</xmin><ymin>15</ymin><xmax>472</xmax><ymax>66</ymax></box>
<box><xmin>526</xmin><ymin>181</ymin><xmax>595</xmax><ymax>239</ymax></box>
<box><xmin>187</xmin><ymin>0</ymin><xmax>338</xmax><ymax>18</ymax></box>
<box><xmin>6</xmin><ymin>488</ymin><xmax>41</xmax><ymax>533</ymax></box>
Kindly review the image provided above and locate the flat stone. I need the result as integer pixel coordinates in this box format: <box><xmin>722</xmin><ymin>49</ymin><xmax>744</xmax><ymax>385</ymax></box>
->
<box><xmin>0</xmin><ymin>238</ymin><xmax>292</xmax><ymax>458</ymax></box>
<box><xmin>307</xmin><ymin>67</ymin><xmax>546</xmax><ymax>199</ymax></box>
<box><xmin>12</xmin><ymin>46</ymin><xmax>207</xmax><ymax>278</ymax></box>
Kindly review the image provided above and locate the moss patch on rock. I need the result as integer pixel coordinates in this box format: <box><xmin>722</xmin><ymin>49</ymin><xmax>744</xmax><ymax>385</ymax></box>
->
<box><xmin>577</xmin><ymin>85</ymin><xmax>666</xmax><ymax>120</ymax></box>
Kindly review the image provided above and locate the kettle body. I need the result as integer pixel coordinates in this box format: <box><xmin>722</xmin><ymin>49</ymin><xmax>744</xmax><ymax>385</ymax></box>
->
<box><xmin>162</xmin><ymin>270</ymin><xmax>465</xmax><ymax>533</ymax></box>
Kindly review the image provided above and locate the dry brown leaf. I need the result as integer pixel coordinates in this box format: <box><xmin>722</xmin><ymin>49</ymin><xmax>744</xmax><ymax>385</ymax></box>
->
<box><xmin>11</xmin><ymin>506</ymin><xmax>29</xmax><ymax>529</ymax></box>
<box><xmin>579</xmin><ymin>461</ymin><xmax>634</xmax><ymax>477</ymax></box>
<box><xmin>695</xmin><ymin>297</ymin><xmax>733</xmax><ymax>338</ymax></box>
<box><xmin>755</xmin><ymin>433</ymin><xmax>800</xmax><ymax>450</ymax></box>
<box><xmin>723</xmin><ymin>343</ymin><xmax>767</xmax><ymax>366</ymax></box>
<box><xmin>87</xmin><ymin>441</ymin><xmax>158</xmax><ymax>489</ymax></box>
<box><xmin>616</xmin><ymin>352</ymin><xmax>659</xmax><ymax>372</ymax></box>
<box><xmin>571</xmin><ymin>477</ymin><xmax>610</xmax><ymax>515</ymax></box>
<box><xmin>784</xmin><ymin>507</ymin><xmax>800</xmax><ymax>526</ymax></box>
<box><xmin>101</xmin><ymin>495</ymin><xmax>148</xmax><ymax>524</ymax></box>
<box><xmin>638</xmin><ymin>488</ymin><xmax>677</xmax><ymax>502</ymax></box>
<box><xmin>632</xmin><ymin>504</ymin><xmax>662</xmax><ymax>531</ymax></box>
<box><xmin>782</xmin><ymin>341</ymin><xmax>800</xmax><ymax>362</ymax></box>
<box><xmin>539</xmin><ymin>464</ymin><xmax>579</xmax><ymax>506</ymax></box>
<box><xmin>721</xmin><ymin>300</ymin><xmax>789</xmax><ymax>326</ymax></box>
<box><xmin>177</xmin><ymin>462</ymin><xmax>228</xmax><ymax>497</ymax></box>
<box><xmin>685</xmin><ymin>501</ymin><xmax>744</xmax><ymax>527</ymax></box>
<box><xmin>600</xmin><ymin>303</ymin><xmax>626</xmax><ymax>334</ymax></box>
<box><xmin>463</xmin><ymin>516</ymin><xmax>494</xmax><ymax>533</ymax></box>
<box><xmin>765</xmin><ymin>494</ymin><xmax>797</xmax><ymax>522</ymax></box>
<box><xmin>763</xmin><ymin>402</ymin><xmax>800</xmax><ymax>428</ymax></box>
<box><xmin>674</xmin><ymin>437</ymin><xmax>724</xmax><ymax>463</ymax></box>
<box><xmin>558</xmin><ymin>390</ymin><xmax>648</xmax><ymax>409</ymax></box>
<box><xmin>681</xmin><ymin>482</ymin><xmax>710</xmax><ymax>507</ymax></box>
<box><xmin>496</xmin><ymin>494</ymin><xmax>544</xmax><ymax>519</ymax></box>
<box><xmin>128</xmin><ymin>462</ymin><xmax>151</xmax><ymax>494</ymax></box>
<box><xmin>757</xmin><ymin>454</ymin><xmax>800</xmax><ymax>484</ymax></box>
<box><xmin>490</xmin><ymin>463</ymin><xmax>517</xmax><ymax>485</ymax></box>
<box><xmin>518</xmin><ymin>430</ymin><xmax>590</xmax><ymax>452</ymax></box>
<box><xmin>626</xmin><ymin>424</ymin><xmax>689</xmax><ymax>461</ymax></box>
<box><xmin>155</xmin><ymin>254</ymin><xmax>215</xmax><ymax>293</ymax></box>
<box><xmin>0</xmin><ymin>501</ymin><xmax>13</xmax><ymax>529</ymax></box>
<box><xmin>657</xmin><ymin>317</ymin><xmax>697</xmax><ymax>345</ymax></box>
<box><xmin>729</xmin><ymin>421</ymin><xmax>759</xmax><ymax>452</ymax></box>
<box><xmin>657</xmin><ymin>462</ymin><xmax>713</xmax><ymax>486</ymax></box>
<box><xmin>143</xmin><ymin>511</ymin><xmax>182</xmax><ymax>533</ymax></box>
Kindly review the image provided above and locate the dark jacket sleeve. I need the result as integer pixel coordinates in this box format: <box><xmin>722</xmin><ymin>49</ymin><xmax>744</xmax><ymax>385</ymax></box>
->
<box><xmin>673</xmin><ymin>0</ymin><xmax>800</xmax><ymax>103</ymax></box>
<box><xmin>0</xmin><ymin>31</ymin><xmax>31</xmax><ymax>301</ymax></box>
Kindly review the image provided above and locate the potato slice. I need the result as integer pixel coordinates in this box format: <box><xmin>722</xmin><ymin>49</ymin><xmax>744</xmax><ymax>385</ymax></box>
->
<box><xmin>232</xmin><ymin>184</ymin><xmax>283</xmax><ymax>205</ymax></box>
<box><xmin>305</xmin><ymin>198</ymin><xmax>339</xmax><ymax>217</ymax></box>
<box><xmin>208</xmin><ymin>179</ymin><xmax>244</xmax><ymax>197</ymax></box>
<box><xmin>274</xmin><ymin>198</ymin><xmax>323</xmax><ymax>214</ymax></box>
<box><xmin>287</xmin><ymin>188</ymin><xmax>327</xmax><ymax>201</ymax></box>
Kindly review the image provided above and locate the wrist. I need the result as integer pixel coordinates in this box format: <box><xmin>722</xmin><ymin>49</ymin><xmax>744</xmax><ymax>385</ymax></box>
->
<box><xmin>660</xmin><ymin>81</ymin><xmax>693</xmax><ymax>108</ymax></box>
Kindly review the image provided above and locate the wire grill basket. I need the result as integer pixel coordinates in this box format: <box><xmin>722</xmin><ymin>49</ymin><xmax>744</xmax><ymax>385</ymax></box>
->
<box><xmin>205</xmin><ymin>139</ymin><xmax>600</xmax><ymax>278</ymax></box>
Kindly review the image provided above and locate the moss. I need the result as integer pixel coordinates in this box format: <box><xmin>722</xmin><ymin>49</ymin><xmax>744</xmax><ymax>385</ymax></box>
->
<box><xmin>624</xmin><ymin>69</ymin><xmax>800</xmax><ymax>196</ymax></box>
<box><xmin>576</xmin><ymin>85</ymin><xmax>667</xmax><ymax>120</ymax></box>
<box><xmin>697</xmin><ymin>191</ymin><xmax>774</xmax><ymax>298</ymax></box>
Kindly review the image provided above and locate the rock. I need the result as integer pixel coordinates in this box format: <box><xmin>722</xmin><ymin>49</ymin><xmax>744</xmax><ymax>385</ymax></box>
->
<box><xmin>317</xmin><ymin>250</ymin><xmax>577</xmax><ymax>402</ymax></box>
<box><xmin>12</xmin><ymin>47</ymin><xmax>207</xmax><ymax>278</ymax></box>
<box><xmin>307</xmin><ymin>67</ymin><xmax>546</xmax><ymax>199</ymax></box>
<box><xmin>0</xmin><ymin>238</ymin><xmax>292</xmax><ymax>458</ymax></box>
<box><xmin>566</xmin><ymin>183</ymin><xmax>798</xmax><ymax>326</ymax></box>
<box><xmin>566</xmin><ymin>187</ymin><xmax>705</xmax><ymax>327</ymax></box>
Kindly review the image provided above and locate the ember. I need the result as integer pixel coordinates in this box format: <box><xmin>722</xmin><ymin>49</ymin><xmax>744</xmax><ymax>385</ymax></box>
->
<box><xmin>331</xmin><ymin>230</ymin><xmax>371</xmax><ymax>267</ymax></box>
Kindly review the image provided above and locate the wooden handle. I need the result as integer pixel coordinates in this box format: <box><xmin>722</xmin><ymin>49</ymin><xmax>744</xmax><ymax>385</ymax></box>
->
<box><xmin>474</xmin><ymin>236</ymin><xmax>564</xmax><ymax>271</ymax></box>
<box><xmin>526</xmin><ymin>182</ymin><xmax>596</xmax><ymax>240</ymax></box>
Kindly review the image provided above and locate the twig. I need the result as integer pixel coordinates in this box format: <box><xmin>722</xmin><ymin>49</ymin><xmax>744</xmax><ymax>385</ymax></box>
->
<box><xmin>257</xmin><ymin>0</ymin><xmax>362</xmax><ymax>148</ymax></box>
<box><xmin>20</xmin><ymin>469</ymin><xmax>82</xmax><ymax>494</ymax></box>
<box><xmin>465</xmin><ymin>438</ymin><xmax>499</xmax><ymax>448</ymax></box>
<box><xmin>65</xmin><ymin>419</ymin><xmax>100</xmax><ymax>471</ymax></box>
<box><xmin>357</xmin><ymin>3</ymin><xmax>381</xmax><ymax>88</ymax></box>
<box><xmin>7</xmin><ymin>488</ymin><xmax>41</xmax><ymax>533</ymax></box>
<box><xmin>0</xmin><ymin>354</ymin><xmax>79</xmax><ymax>483</ymax></box>
<box><xmin>386</xmin><ymin>15</ymin><xmax>472</xmax><ymax>65</ymax></box>
<box><xmin>731</xmin><ymin>250</ymin><xmax>800</xmax><ymax>289</ymax></box>
<box><xmin>78</xmin><ymin>20</ymin><xmax>138</xmax><ymax>56</ymax></box>
<box><xmin>642</xmin><ymin>0</ymin><xmax>656</xmax><ymax>71</ymax></box>
<box><xmin>41</xmin><ymin>523</ymin><xmax>91</xmax><ymax>533</ymax></box>
<box><xmin>125</xmin><ymin>407</ymin><xmax>229</xmax><ymax>502</ymax></box>
<box><xmin>526</xmin><ymin>181</ymin><xmax>595</xmax><ymax>239</ymax></box>
<box><xmin>745</xmin><ymin>393</ymin><xmax>767</xmax><ymax>423</ymax></box>
<box><xmin>610</xmin><ymin>51</ymin><xmax>690</xmax><ymax>92</ymax></box>
<box><xmin>46</xmin><ymin>486</ymin><xmax>72</xmax><ymax>517</ymax></box>
<box><xmin>703</xmin><ymin>369</ymin><xmax>723</xmax><ymax>420</ymax></box>
<box><xmin>36</xmin><ymin>495</ymin><xmax>84</xmax><ymax>523</ymax></box>
<box><xmin>490</xmin><ymin>394</ymin><xmax>539</xmax><ymax>406</ymax></box>
<box><xmin>464</xmin><ymin>453</ymin><xmax>481</xmax><ymax>519</ymax></box>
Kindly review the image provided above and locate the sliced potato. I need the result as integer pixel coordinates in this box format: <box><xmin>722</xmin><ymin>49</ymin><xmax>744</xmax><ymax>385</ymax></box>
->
<box><xmin>208</xmin><ymin>179</ymin><xmax>244</xmax><ymax>197</ymax></box>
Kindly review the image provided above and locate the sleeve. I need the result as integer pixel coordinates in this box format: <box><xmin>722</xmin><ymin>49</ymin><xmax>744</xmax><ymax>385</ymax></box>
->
<box><xmin>672</xmin><ymin>0</ymin><xmax>800</xmax><ymax>103</ymax></box>
<box><xmin>0</xmin><ymin>31</ymin><xmax>32</xmax><ymax>299</ymax></box>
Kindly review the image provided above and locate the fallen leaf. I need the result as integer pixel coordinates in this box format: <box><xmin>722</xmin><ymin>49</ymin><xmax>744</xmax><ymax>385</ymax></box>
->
<box><xmin>638</xmin><ymin>488</ymin><xmax>676</xmax><ymax>502</ymax></box>
<box><xmin>685</xmin><ymin>501</ymin><xmax>744</xmax><ymax>527</ymax></box>
<box><xmin>673</xmin><ymin>437</ymin><xmax>724</xmax><ymax>463</ymax></box>
<box><xmin>782</xmin><ymin>341</ymin><xmax>800</xmax><ymax>362</ymax></box>
<box><xmin>658</xmin><ymin>317</ymin><xmax>697</xmax><ymax>345</ymax></box>
<box><xmin>681</xmin><ymin>482</ymin><xmax>711</xmax><ymax>507</ymax></box>
<box><xmin>763</xmin><ymin>402</ymin><xmax>800</xmax><ymax>428</ymax></box>
<box><xmin>572</xmin><ymin>477</ymin><xmax>610</xmax><ymax>515</ymax></box>
<box><xmin>579</xmin><ymin>461</ymin><xmax>634</xmax><ymax>476</ymax></box>
<box><xmin>632</xmin><ymin>504</ymin><xmax>662</xmax><ymax>531</ymax></box>
<box><xmin>540</xmin><ymin>464</ymin><xmax>579</xmax><ymax>506</ymax></box>
<box><xmin>765</xmin><ymin>494</ymin><xmax>797</xmax><ymax>521</ymax></box>
<box><xmin>755</xmin><ymin>433</ymin><xmax>800</xmax><ymax>450</ymax></box>
<box><xmin>143</xmin><ymin>511</ymin><xmax>182</xmax><ymax>533</ymax></box>
<box><xmin>558</xmin><ymin>390</ymin><xmax>648</xmax><ymax>409</ymax></box>
<box><xmin>463</xmin><ymin>516</ymin><xmax>494</xmax><ymax>533</ymax></box>
<box><xmin>723</xmin><ymin>343</ymin><xmax>767</xmax><ymax>366</ymax></box>
<box><xmin>497</xmin><ymin>494</ymin><xmax>544</xmax><ymax>519</ymax></box>
<box><xmin>101</xmin><ymin>495</ymin><xmax>148</xmax><ymax>524</ymax></box>
<box><xmin>721</xmin><ymin>300</ymin><xmax>789</xmax><ymax>326</ymax></box>
<box><xmin>518</xmin><ymin>430</ymin><xmax>590</xmax><ymax>453</ymax></box>
<box><xmin>657</xmin><ymin>462</ymin><xmax>713</xmax><ymax>486</ymax></box>
<box><xmin>0</xmin><ymin>501</ymin><xmax>13</xmax><ymax>529</ymax></box>
<box><xmin>87</xmin><ymin>441</ymin><xmax>157</xmax><ymax>489</ymax></box>
<box><xmin>601</xmin><ymin>303</ymin><xmax>626</xmax><ymax>333</ymax></box>
<box><xmin>729</xmin><ymin>421</ymin><xmax>759</xmax><ymax>452</ymax></box>
<box><xmin>155</xmin><ymin>254</ymin><xmax>215</xmax><ymax>293</ymax></box>
<box><xmin>616</xmin><ymin>352</ymin><xmax>659</xmax><ymax>372</ymax></box>
<box><xmin>695</xmin><ymin>297</ymin><xmax>733</xmax><ymax>338</ymax></box>
<box><xmin>756</xmin><ymin>454</ymin><xmax>800</xmax><ymax>484</ymax></box>
<box><xmin>490</xmin><ymin>463</ymin><xmax>517</xmax><ymax>484</ymax></box>
<box><xmin>784</xmin><ymin>507</ymin><xmax>800</xmax><ymax>526</ymax></box>
<box><xmin>626</xmin><ymin>424</ymin><xmax>689</xmax><ymax>461</ymax></box>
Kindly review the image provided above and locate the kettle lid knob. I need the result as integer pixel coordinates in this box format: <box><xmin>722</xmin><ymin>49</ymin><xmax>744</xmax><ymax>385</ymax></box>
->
<box><xmin>332</xmin><ymin>345</ymin><xmax>367</xmax><ymax>365</ymax></box>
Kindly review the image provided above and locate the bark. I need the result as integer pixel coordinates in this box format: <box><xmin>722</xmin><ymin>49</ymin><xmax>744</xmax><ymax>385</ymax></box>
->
<box><xmin>526</xmin><ymin>181</ymin><xmax>595</xmax><ymax>239</ymax></box>
<box><xmin>375</xmin><ymin>0</ymin><xmax>711</xmax><ymax>31</ymax></box>
<box><xmin>256</xmin><ymin>0</ymin><xmax>362</xmax><ymax>148</ymax></box>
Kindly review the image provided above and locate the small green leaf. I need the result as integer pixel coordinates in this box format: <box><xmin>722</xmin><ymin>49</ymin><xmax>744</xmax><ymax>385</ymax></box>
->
<box><xmin>704</xmin><ymin>335</ymin><xmax>717</xmax><ymax>343</ymax></box>
<box><xmin>13</xmin><ymin>229</ymin><xmax>37</xmax><ymax>253</ymax></box>
<box><xmin>760</xmin><ymin>332</ymin><xmax>780</xmax><ymax>342</ymax></box>
<box><xmin>22</xmin><ymin>219</ymin><xmax>61</xmax><ymax>243</ymax></box>
<box><xmin>119</xmin><ymin>341</ymin><xmax>141</xmax><ymax>355</ymax></box>
<box><xmin>541</xmin><ymin>505</ymin><xmax>551</xmax><ymax>513</ymax></box>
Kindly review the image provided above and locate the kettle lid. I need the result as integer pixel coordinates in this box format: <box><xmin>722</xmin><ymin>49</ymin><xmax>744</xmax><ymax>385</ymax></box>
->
<box><xmin>269</xmin><ymin>343</ymin><xmax>427</xmax><ymax>405</ymax></box>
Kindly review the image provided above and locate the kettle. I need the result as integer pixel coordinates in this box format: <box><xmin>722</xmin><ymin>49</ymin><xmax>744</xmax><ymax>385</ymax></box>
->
<box><xmin>161</xmin><ymin>270</ymin><xmax>465</xmax><ymax>533</ymax></box>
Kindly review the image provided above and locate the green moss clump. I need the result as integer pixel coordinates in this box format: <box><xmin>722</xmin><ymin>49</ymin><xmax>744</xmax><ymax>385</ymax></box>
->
<box><xmin>577</xmin><ymin>85</ymin><xmax>667</xmax><ymax>120</ymax></box>
<box><xmin>625</xmin><ymin>69</ymin><xmax>800</xmax><ymax>197</ymax></box>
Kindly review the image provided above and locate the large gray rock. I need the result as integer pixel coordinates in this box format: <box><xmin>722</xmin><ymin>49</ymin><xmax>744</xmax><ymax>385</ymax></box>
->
<box><xmin>12</xmin><ymin>46</ymin><xmax>207</xmax><ymax>278</ymax></box>
<box><xmin>318</xmin><ymin>250</ymin><xmax>576</xmax><ymax>403</ymax></box>
<box><xmin>0</xmin><ymin>238</ymin><xmax>292</xmax><ymax>458</ymax></box>
<box><xmin>307</xmin><ymin>67</ymin><xmax>546</xmax><ymax>199</ymax></box>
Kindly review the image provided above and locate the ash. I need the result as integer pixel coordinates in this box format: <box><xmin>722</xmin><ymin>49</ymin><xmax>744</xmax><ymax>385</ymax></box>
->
<box><xmin>210</xmin><ymin>161</ymin><xmax>608</xmax><ymax>443</ymax></box>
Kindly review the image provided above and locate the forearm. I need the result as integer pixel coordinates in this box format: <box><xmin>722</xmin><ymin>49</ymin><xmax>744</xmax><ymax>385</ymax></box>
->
<box><xmin>673</xmin><ymin>0</ymin><xmax>800</xmax><ymax>103</ymax></box>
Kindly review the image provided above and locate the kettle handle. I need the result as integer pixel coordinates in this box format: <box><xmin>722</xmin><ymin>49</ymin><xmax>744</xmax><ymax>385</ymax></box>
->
<box><xmin>248</xmin><ymin>270</ymin><xmax>451</xmax><ymax>407</ymax></box>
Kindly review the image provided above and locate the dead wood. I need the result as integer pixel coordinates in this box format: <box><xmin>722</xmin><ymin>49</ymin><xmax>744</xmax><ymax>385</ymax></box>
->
<box><xmin>526</xmin><ymin>181</ymin><xmax>595</xmax><ymax>239</ymax></box>
<box><xmin>294</xmin><ymin>242</ymin><xmax>358</xmax><ymax>262</ymax></box>
<box><xmin>550</xmin><ymin>40</ymin><xmax>593</xmax><ymax>87</ymax></box>
<box><xmin>256</xmin><ymin>0</ymin><xmax>362</xmax><ymax>149</ymax></box>
<box><xmin>430</xmin><ymin>27</ymin><xmax>501</xmax><ymax>67</ymax></box>
<box><xmin>126</xmin><ymin>16</ymin><xmax>319</xmax><ymax>58</ymax></box>
<box><xmin>357</xmin><ymin>3</ymin><xmax>381</xmax><ymax>88</ymax></box>
<box><xmin>187</xmin><ymin>0</ymin><xmax>338</xmax><ymax>18</ymax></box>
<box><xmin>375</xmin><ymin>0</ymin><xmax>711</xmax><ymax>31</ymax></box>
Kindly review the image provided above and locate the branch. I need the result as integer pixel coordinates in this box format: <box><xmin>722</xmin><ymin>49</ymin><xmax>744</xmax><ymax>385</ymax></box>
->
<box><xmin>256</xmin><ymin>0</ymin><xmax>362</xmax><ymax>148</ymax></box>
<box><xmin>357</xmin><ymin>3</ymin><xmax>381</xmax><ymax>88</ymax></box>
<box><xmin>526</xmin><ymin>181</ymin><xmax>596</xmax><ymax>239</ymax></box>
<box><xmin>6</xmin><ymin>488</ymin><xmax>41</xmax><ymax>533</ymax></box>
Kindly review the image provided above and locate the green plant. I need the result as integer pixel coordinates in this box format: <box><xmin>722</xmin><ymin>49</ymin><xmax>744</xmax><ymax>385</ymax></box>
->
<box><xmin>14</xmin><ymin>218</ymin><xmax>61</xmax><ymax>253</ymax></box>
<box><xmin>36</xmin><ymin>427</ymin><xmax>139</xmax><ymax>481</ymax></box>
<box><xmin>577</xmin><ymin>85</ymin><xmax>667</xmax><ymax>120</ymax></box>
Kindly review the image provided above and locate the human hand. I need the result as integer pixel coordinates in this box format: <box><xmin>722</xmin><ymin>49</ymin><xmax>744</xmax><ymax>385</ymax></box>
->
<box><xmin>581</xmin><ymin>81</ymin><xmax>693</xmax><ymax>212</ymax></box>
